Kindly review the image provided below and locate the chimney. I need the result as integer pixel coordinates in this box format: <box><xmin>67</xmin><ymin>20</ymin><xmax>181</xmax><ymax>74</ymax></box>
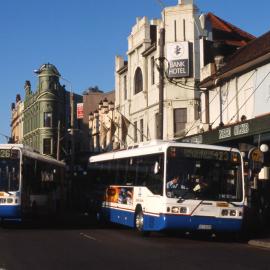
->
<box><xmin>24</xmin><ymin>80</ymin><xmax>32</xmax><ymax>95</ymax></box>
<box><xmin>214</xmin><ymin>55</ymin><xmax>225</xmax><ymax>71</ymax></box>
<box><xmin>16</xmin><ymin>94</ymin><xmax>21</xmax><ymax>103</ymax></box>
<box><xmin>109</xmin><ymin>101</ymin><xmax>114</xmax><ymax>111</ymax></box>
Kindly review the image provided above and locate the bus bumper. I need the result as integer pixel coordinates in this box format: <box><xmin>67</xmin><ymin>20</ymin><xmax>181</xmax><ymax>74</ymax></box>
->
<box><xmin>0</xmin><ymin>205</ymin><xmax>21</xmax><ymax>221</ymax></box>
<box><xmin>144</xmin><ymin>214</ymin><xmax>243</xmax><ymax>232</ymax></box>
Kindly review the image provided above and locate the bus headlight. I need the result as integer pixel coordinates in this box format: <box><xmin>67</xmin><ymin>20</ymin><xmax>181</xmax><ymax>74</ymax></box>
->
<box><xmin>230</xmin><ymin>210</ymin><xmax>236</xmax><ymax>216</ymax></box>
<box><xmin>171</xmin><ymin>207</ymin><xmax>179</xmax><ymax>213</ymax></box>
<box><xmin>7</xmin><ymin>198</ymin><xmax>13</xmax><ymax>204</ymax></box>
<box><xmin>180</xmin><ymin>207</ymin><xmax>187</xmax><ymax>214</ymax></box>
<box><xmin>221</xmin><ymin>209</ymin><xmax>229</xmax><ymax>216</ymax></box>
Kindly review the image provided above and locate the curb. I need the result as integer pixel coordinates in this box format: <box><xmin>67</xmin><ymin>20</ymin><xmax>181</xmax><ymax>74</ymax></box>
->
<box><xmin>248</xmin><ymin>239</ymin><xmax>270</xmax><ymax>249</ymax></box>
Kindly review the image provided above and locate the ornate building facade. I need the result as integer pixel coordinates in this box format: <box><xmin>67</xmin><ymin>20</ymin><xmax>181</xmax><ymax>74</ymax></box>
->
<box><xmin>114</xmin><ymin>0</ymin><xmax>253</xmax><ymax>149</ymax></box>
<box><xmin>22</xmin><ymin>63</ymin><xmax>83</xmax><ymax>159</ymax></box>
<box><xmin>11</xmin><ymin>94</ymin><xmax>24</xmax><ymax>143</ymax></box>
<box><xmin>82</xmin><ymin>87</ymin><xmax>115</xmax><ymax>152</ymax></box>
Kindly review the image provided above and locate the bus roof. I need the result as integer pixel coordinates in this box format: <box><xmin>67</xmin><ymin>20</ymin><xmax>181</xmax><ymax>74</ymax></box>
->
<box><xmin>0</xmin><ymin>144</ymin><xmax>65</xmax><ymax>167</ymax></box>
<box><xmin>89</xmin><ymin>140</ymin><xmax>240</xmax><ymax>163</ymax></box>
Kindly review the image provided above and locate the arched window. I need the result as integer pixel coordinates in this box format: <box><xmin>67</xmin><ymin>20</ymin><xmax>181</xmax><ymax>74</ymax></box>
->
<box><xmin>134</xmin><ymin>67</ymin><xmax>143</xmax><ymax>94</ymax></box>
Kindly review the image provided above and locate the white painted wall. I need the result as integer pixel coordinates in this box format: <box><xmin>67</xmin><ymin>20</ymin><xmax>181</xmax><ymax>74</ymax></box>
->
<box><xmin>115</xmin><ymin>2</ymin><xmax>204</xmax><ymax>147</ymax></box>
<box><xmin>202</xmin><ymin>64</ymin><xmax>270</xmax><ymax>129</ymax></box>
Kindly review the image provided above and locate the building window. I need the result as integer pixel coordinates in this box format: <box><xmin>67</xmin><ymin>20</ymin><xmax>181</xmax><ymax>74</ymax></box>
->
<box><xmin>134</xmin><ymin>67</ymin><xmax>143</xmax><ymax>94</ymax></box>
<box><xmin>174</xmin><ymin>108</ymin><xmax>187</xmax><ymax>136</ymax></box>
<box><xmin>151</xmin><ymin>57</ymin><xmax>155</xmax><ymax>85</ymax></box>
<box><xmin>123</xmin><ymin>75</ymin><xmax>127</xmax><ymax>100</ymax></box>
<box><xmin>134</xmin><ymin>121</ymin><xmax>137</xmax><ymax>143</ymax></box>
<box><xmin>140</xmin><ymin>119</ymin><xmax>144</xmax><ymax>142</ymax></box>
<box><xmin>43</xmin><ymin>138</ymin><xmax>52</xmax><ymax>155</ymax></box>
<box><xmin>44</xmin><ymin>112</ymin><xmax>52</xmax><ymax>127</ymax></box>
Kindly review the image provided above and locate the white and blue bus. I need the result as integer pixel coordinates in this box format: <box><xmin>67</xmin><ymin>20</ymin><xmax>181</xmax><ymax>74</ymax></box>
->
<box><xmin>0</xmin><ymin>144</ymin><xmax>65</xmax><ymax>222</ymax></box>
<box><xmin>89</xmin><ymin>140</ymin><xmax>245</xmax><ymax>234</ymax></box>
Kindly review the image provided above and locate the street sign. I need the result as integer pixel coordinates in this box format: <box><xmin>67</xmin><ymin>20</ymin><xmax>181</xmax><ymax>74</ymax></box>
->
<box><xmin>250</xmin><ymin>148</ymin><xmax>264</xmax><ymax>162</ymax></box>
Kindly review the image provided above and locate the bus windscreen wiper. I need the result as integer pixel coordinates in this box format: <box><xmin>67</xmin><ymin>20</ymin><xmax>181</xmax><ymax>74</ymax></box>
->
<box><xmin>177</xmin><ymin>184</ymin><xmax>200</xmax><ymax>203</ymax></box>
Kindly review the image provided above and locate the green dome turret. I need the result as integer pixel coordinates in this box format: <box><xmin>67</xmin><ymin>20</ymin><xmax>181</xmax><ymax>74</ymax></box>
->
<box><xmin>35</xmin><ymin>63</ymin><xmax>61</xmax><ymax>92</ymax></box>
<box><xmin>34</xmin><ymin>63</ymin><xmax>61</xmax><ymax>77</ymax></box>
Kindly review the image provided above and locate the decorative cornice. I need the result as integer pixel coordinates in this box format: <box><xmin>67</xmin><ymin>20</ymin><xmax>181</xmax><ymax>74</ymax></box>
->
<box><xmin>142</xmin><ymin>43</ymin><xmax>156</xmax><ymax>57</ymax></box>
<box><xmin>117</xmin><ymin>64</ymin><xmax>128</xmax><ymax>75</ymax></box>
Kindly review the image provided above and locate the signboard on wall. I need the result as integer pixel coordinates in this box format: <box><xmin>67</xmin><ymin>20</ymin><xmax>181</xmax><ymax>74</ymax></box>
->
<box><xmin>76</xmin><ymin>103</ymin><xmax>84</xmax><ymax>119</ymax></box>
<box><xmin>167</xmin><ymin>41</ymin><xmax>190</xmax><ymax>78</ymax></box>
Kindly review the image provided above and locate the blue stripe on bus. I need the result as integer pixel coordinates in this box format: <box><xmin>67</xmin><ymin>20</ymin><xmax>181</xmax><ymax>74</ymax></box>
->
<box><xmin>144</xmin><ymin>214</ymin><xmax>242</xmax><ymax>232</ymax></box>
<box><xmin>0</xmin><ymin>205</ymin><xmax>21</xmax><ymax>219</ymax></box>
<box><xmin>102</xmin><ymin>207</ymin><xmax>242</xmax><ymax>232</ymax></box>
<box><xmin>103</xmin><ymin>207</ymin><xmax>135</xmax><ymax>227</ymax></box>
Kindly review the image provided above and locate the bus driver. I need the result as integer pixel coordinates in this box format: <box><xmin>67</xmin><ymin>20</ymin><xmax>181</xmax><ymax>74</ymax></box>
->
<box><xmin>166</xmin><ymin>176</ymin><xmax>180</xmax><ymax>189</ymax></box>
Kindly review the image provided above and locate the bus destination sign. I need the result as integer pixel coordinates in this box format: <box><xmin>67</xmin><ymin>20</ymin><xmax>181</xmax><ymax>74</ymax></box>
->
<box><xmin>0</xmin><ymin>149</ymin><xmax>19</xmax><ymax>159</ymax></box>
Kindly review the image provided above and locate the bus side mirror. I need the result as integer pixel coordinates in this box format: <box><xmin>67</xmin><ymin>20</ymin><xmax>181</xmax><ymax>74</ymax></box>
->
<box><xmin>154</xmin><ymin>161</ymin><xmax>159</xmax><ymax>175</ymax></box>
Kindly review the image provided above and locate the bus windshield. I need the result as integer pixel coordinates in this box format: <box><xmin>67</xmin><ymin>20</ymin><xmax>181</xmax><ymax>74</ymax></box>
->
<box><xmin>166</xmin><ymin>147</ymin><xmax>243</xmax><ymax>202</ymax></box>
<box><xmin>0</xmin><ymin>151</ymin><xmax>20</xmax><ymax>192</ymax></box>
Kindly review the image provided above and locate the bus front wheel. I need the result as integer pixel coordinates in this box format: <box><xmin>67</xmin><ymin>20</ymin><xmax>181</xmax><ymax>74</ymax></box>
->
<box><xmin>135</xmin><ymin>208</ymin><xmax>150</xmax><ymax>236</ymax></box>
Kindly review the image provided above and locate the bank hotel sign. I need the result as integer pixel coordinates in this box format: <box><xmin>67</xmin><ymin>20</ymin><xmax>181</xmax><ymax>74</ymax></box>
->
<box><xmin>167</xmin><ymin>42</ymin><xmax>190</xmax><ymax>78</ymax></box>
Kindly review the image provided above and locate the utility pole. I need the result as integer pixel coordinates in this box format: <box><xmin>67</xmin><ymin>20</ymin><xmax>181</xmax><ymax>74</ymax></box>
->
<box><xmin>56</xmin><ymin>120</ymin><xmax>60</xmax><ymax>160</ymax></box>
<box><xmin>70</xmin><ymin>92</ymin><xmax>75</xmax><ymax>172</ymax></box>
<box><xmin>158</xmin><ymin>27</ymin><xmax>165</xmax><ymax>140</ymax></box>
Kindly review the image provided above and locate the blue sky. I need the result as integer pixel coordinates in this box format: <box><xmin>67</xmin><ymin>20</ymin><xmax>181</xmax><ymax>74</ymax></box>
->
<box><xmin>0</xmin><ymin>0</ymin><xmax>269</xmax><ymax>143</ymax></box>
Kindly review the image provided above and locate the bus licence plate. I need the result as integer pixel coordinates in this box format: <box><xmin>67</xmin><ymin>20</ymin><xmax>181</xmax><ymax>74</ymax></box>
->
<box><xmin>198</xmin><ymin>224</ymin><xmax>212</xmax><ymax>230</ymax></box>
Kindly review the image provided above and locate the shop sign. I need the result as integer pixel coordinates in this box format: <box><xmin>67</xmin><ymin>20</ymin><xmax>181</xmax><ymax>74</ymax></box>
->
<box><xmin>182</xmin><ymin>135</ymin><xmax>203</xmax><ymax>144</ymax></box>
<box><xmin>218</xmin><ymin>123</ymin><xmax>249</xmax><ymax>140</ymax></box>
<box><xmin>76</xmin><ymin>103</ymin><xmax>84</xmax><ymax>119</ymax></box>
<box><xmin>167</xmin><ymin>42</ymin><xmax>190</xmax><ymax>78</ymax></box>
<box><xmin>219</xmin><ymin>127</ymin><xmax>231</xmax><ymax>139</ymax></box>
<box><xmin>249</xmin><ymin>148</ymin><xmax>264</xmax><ymax>163</ymax></box>
<box><xmin>233</xmin><ymin>123</ymin><xmax>249</xmax><ymax>136</ymax></box>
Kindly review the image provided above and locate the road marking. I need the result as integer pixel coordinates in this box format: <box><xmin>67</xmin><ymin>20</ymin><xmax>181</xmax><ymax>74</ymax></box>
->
<box><xmin>80</xmin><ymin>232</ymin><xmax>97</xmax><ymax>241</ymax></box>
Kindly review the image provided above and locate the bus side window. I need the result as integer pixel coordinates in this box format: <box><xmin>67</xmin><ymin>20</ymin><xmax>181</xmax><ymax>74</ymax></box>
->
<box><xmin>125</xmin><ymin>158</ymin><xmax>136</xmax><ymax>185</ymax></box>
<box><xmin>137</xmin><ymin>154</ymin><xmax>163</xmax><ymax>195</ymax></box>
<box><xmin>136</xmin><ymin>158</ymin><xmax>148</xmax><ymax>186</ymax></box>
<box><xmin>103</xmin><ymin>161</ymin><xmax>112</xmax><ymax>186</ymax></box>
<box><xmin>115</xmin><ymin>158</ymin><xmax>127</xmax><ymax>185</ymax></box>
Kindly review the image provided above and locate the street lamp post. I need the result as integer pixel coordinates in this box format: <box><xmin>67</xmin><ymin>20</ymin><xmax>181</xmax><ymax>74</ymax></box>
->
<box><xmin>57</xmin><ymin>120</ymin><xmax>61</xmax><ymax>160</ymax></box>
<box><xmin>158</xmin><ymin>27</ymin><xmax>165</xmax><ymax>140</ymax></box>
<box><xmin>70</xmin><ymin>92</ymin><xmax>75</xmax><ymax>176</ymax></box>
